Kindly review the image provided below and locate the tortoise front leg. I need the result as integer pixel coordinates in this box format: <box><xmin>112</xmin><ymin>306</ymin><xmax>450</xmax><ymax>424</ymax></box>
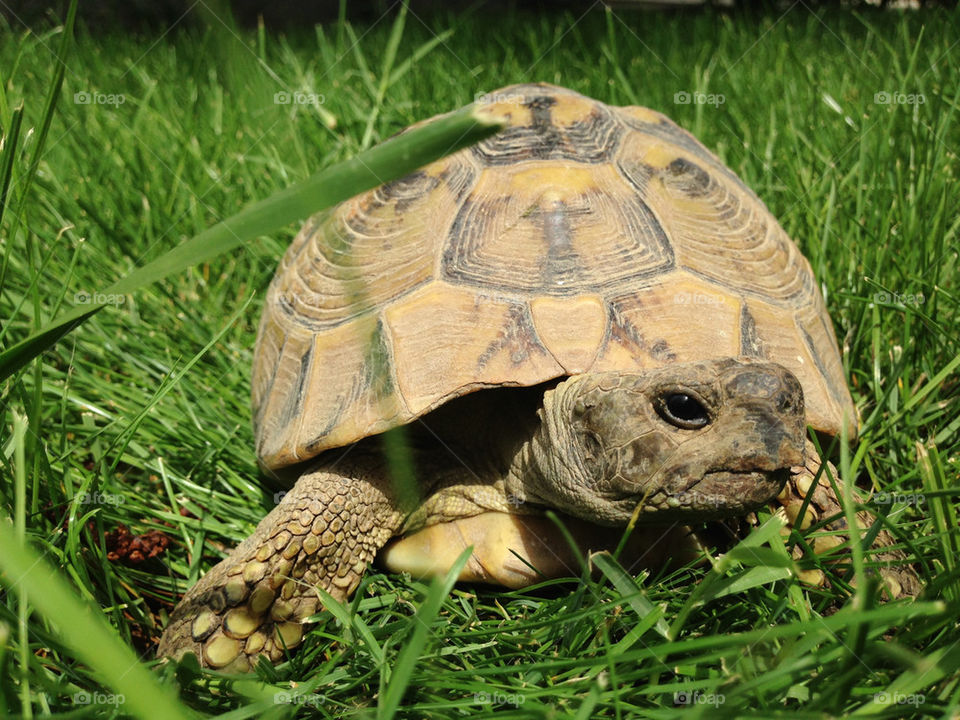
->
<box><xmin>157</xmin><ymin>460</ymin><xmax>407</xmax><ymax>670</ymax></box>
<box><xmin>774</xmin><ymin>440</ymin><xmax>921</xmax><ymax>599</ymax></box>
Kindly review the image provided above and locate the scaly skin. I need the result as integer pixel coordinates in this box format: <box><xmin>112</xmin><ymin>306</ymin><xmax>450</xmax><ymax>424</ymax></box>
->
<box><xmin>157</xmin><ymin>456</ymin><xmax>409</xmax><ymax>669</ymax></box>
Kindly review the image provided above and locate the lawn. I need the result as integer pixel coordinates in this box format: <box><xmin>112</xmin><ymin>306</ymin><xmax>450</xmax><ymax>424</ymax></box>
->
<box><xmin>0</xmin><ymin>2</ymin><xmax>958</xmax><ymax>718</ymax></box>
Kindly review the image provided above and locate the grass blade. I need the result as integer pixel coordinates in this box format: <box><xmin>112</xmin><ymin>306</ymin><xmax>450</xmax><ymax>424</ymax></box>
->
<box><xmin>0</xmin><ymin>102</ymin><xmax>505</xmax><ymax>381</ymax></box>
<box><xmin>360</xmin><ymin>1</ymin><xmax>408</xmax><ymax>150</ymax></box>
<box><xmin>16</xmin><ymin>0</ymin><xmax>77</xmax><ymax>205</ymax></box>
<box><xmin>0</xmin><ymin>103</ymin><xmax>23</xmax><ymax>231</ymax></box>
<box><xmin>593</xmin><ymin>551</ymin><xmax>670</xmax><ymax>640</ymax></box>
<box><xmin>917</xmin><ymin>440</ymin><xmax>960</xmax><ymax>602</ymax></box>
<box><xmin>314</xmin><ymin>586</ymin><xmax>384</xmax><ymax>666</ymax></box>
<box><xmin>0</xmin><ymin>506</ymin><xmax>190</xmax><ymax>720</ymax></box>
<box><xmin>851</xmin><ymin>643</ymin><xmax>960</xmax><ymax>716</ymax></box>
<box><xmin>668</xmin><ymin>516</ymin><xmax>791</xmax><ymax>640</ymax></box>
<box><xmin>377</xmin><ymin>547</ymin><xmax>472</xmax><ymax>720</ymax></box>
<box><xmin>12</xmin><ymin>413</ymin><xmax>30</xmax><ymax>718</ymax></box>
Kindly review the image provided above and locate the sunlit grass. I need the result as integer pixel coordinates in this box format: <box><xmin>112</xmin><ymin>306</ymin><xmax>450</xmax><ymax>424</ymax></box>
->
<box><xmin>1</xmin><ymin>3</ymin><xmax>958</xmax><ymax>718</ymax></box>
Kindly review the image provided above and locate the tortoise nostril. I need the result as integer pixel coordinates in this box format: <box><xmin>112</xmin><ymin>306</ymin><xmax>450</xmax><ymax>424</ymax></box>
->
<box><xmin>775</xmin><ymin>389</ymin><xmax>803</xmax><ymax>414</ymax></box>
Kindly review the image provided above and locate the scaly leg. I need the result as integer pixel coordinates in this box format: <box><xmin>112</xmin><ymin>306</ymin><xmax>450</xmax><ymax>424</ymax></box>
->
<box><xmin>157</xmin><ymin>457</ymin><xmax>408</xmax><ymax>670</ymax></box>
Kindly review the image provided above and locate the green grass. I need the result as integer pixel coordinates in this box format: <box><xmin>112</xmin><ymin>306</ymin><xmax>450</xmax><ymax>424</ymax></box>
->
<box><xmin>1</xmin><ymin>3</ymin><xmax>958</xmax><ymax>718</ymax></box>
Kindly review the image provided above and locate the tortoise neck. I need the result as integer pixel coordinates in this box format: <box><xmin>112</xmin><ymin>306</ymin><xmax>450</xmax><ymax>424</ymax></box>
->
<box><xmin>504</xmin><ymin>376</ymin><xmax>593</xmax><ymax>513</ymax></box>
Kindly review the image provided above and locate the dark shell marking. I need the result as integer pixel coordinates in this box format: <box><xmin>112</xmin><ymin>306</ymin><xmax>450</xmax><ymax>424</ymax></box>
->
<box><xmin>442</xmin><ymin>191</ymin><xmax>674</xmax><ymax>295</ymax></box>
<box><xmin>472</xmin><ymin>96</ymin><xmax>622</xmax><ymax>165</ymax></box>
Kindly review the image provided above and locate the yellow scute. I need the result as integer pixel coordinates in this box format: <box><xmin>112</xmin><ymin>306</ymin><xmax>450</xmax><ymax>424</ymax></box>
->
<box><xmin>507</xmin><ymin>165</ymin><xmax>599</xmax><ymax>197</ymax></box>
<box><xmin>529</xmin><ymin>295</ymin><xmax>607</xmax><ymax>373</ymax></box>
<box><xmin>385</xmin><ymin>284</ymin><xmax>564</xmax><ymax>415</ymax></box>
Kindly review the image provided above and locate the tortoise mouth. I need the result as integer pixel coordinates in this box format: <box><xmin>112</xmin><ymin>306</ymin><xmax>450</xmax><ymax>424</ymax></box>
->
<box><xmin>695</xmin><ymin>466</ymin><xmax>790</xmax><ymax>514</ymax></box>
<box><xmin>636</xmin><ymin>468</ymin><xmax>790</xmax><ymax>522</ymax></box>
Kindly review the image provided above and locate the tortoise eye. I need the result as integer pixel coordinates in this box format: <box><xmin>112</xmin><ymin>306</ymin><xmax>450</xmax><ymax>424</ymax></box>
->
<box><xmin>657</xmin><ymin>392</ymin><xmax>710</xmax><ymax>430</ymax></box>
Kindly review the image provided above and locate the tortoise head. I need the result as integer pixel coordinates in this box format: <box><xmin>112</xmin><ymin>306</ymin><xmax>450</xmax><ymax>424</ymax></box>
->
<box><xmin>520</xmin><ymin>358</ymin><xmax>806</xmax><ymax>525</ymax></box>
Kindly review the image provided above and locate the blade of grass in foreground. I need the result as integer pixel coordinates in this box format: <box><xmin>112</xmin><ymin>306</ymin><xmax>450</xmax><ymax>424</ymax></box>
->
<box><xmin>0</xmin><ymin>479</ymin><xmax>190</xmax><ymax>719</ymax></box>
<box><xmin>377</xmin><ymin>547</ymin><xmax>472</xmax><ymax>720</ymax></box>
<box><xmin>0</xmin><ymin>104</ymin><xmax>24</xmax><ymax>234</ymax></box>
<box><xmin>0</xmin><ymin>102</ymin><xmax>506</xmax><ymax>381</ymax></box>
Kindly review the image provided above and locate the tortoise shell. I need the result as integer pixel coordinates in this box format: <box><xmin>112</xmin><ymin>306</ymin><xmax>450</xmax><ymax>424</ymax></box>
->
<box><xmin>252</xmin><ymin>83</ymin><xmax>855</xmax><ymax>470</ymax></box>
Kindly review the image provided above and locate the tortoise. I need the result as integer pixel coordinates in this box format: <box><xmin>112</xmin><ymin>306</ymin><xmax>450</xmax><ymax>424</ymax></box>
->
<box><xmin>157</xmin><ymin>83</ymin><xmax>917</xmax><ymax>670</ymax></box>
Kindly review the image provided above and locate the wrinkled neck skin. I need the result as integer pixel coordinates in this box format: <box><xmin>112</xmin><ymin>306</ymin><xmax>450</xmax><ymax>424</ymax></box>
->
<box><xmin>505</xmin><ymin>377</ymin><xmax>638</xmax><ymax>527</ymax></box>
